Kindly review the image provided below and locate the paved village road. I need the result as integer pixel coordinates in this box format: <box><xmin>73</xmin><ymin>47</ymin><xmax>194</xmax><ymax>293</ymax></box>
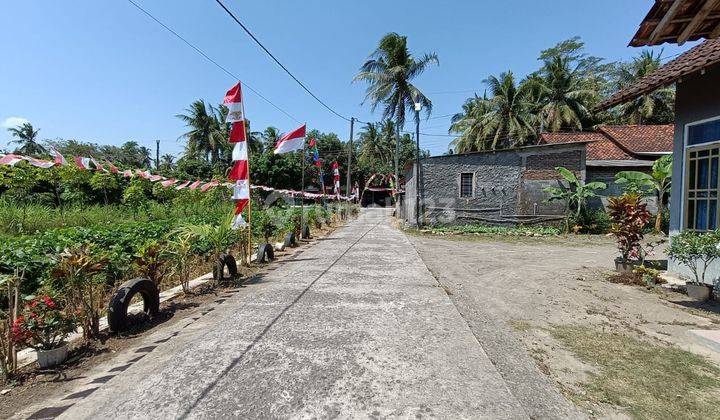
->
<box><xmin>23</xmin><ymin>209</ymin><xmax>558</xmax><ymax>419</ymax></box>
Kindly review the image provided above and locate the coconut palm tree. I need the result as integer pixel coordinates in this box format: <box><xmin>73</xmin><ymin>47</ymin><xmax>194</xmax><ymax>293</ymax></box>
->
<box><xmin>160</xmin><ymin>154</ymin><xmax>175</xmax><ymax>170</ymax></box>
<box><xmin>534</xmin><ymin>56</ymin><xmax>596</xmax><ymax>132</ymax></box>
<box><xmin>176</xmin><ymin>100</ymin><xmax>225</xmax><ymax>164</ymax></box>
<box><xmin>449</xmin><ymin>94</ymin><xmax>494</xmax><ymax>153</ymax></box>
<box><xmin>261</xmin><ymin>127</ymin><xmax>282</xmax><ymax>151</ymax></box>
<box><xmin>7</xmin><ymin>122</ymin><xmax>46</xmax><ymax>156</ymax></box>
<box><xmin>354</xmin><ymin>33</ymin><xmax>438</xmax><ymax>130</ymax></box>
<box><xmin>358</xmin><ymin>122</ymin><xmax>395</xmax><ymax>167</ymax></box>
<box><xmin>479</xmin><ymin>72</ymin><xmax>537</xmax><ymax>150</ymax></box>
<box><xmin>615</xmin><ymin>51</ymin><xmax>674</xmax><ymax>124</ymax></box>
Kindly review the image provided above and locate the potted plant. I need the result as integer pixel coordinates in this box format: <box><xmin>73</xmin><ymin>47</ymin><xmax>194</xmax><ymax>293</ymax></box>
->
<box><xmin>11</xmin><ymin>295</ymin><xmax>75</xmax><ymax>368</ymax></box>
<box><xmin>607</xmin><ymin>194</ymin><xmax>652</xmax><ymax>272</ymax></box>
<box><xmin>668</xmin><ymin>230</ymin><xmax>720</xmax><ymax>301</ymax></box>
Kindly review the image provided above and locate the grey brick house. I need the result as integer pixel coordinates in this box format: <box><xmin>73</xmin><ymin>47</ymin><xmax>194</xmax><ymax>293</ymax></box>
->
<box><xmin>398</xmin><ymin>142</ymin><xmax>587</xmax><ymax>226</ymax></box>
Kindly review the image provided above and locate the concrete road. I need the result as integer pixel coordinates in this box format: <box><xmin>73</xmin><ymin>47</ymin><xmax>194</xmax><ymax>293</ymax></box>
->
<box><xmin>23</xmin><ymin>209</ymin><xmax>554</xmax><ymax>419</ymax></box>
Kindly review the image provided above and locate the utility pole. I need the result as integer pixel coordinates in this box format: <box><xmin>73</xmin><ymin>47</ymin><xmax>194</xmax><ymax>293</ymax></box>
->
<box><xmin>156</xmin><ymin>140</ymin><xmax>160</xmax><ymax>170</ymax></box>
<box><xmin>346</xmin><ymin>117</ymin><xmax>354</xmax><ymax>198</ymax></box>
<box><xmin>414</xmin><ymin>103</ymin><xmax>422</xmax><ymax>227</ymax></box>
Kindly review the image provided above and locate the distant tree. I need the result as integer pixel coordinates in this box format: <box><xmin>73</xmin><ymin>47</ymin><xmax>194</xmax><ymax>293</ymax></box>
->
<box><xmin>479</xmin><ymin>72</ymin><xmax>537</xmax><ymax>150</ymax></box>
<box><xmin>176</xmin><ymin>100</ymin><xmax>226</xmax><ymax>164</ymax></box>
<box><xmin>160</xmin><ymin>154</ymin><xmax>175</xmax><ymax>171</ymax></box>
<box><xmin>614</xmin><ymin>50</ymin><xmax>674</xmax><ymax>124</ymax></box>
<box><xmin>449</xmin><ymin>94</ymin><xmax>493</xmax><ymax>153</ymax></box>
<box><xmin>8</xmin><ymin>122</ymin><xmax>46</xmax><ymax>156</ymax></box>
<box><xmin>354</xmin><ymin>32</ymin><xmax>438</xmax><ymax>130</ymax></box>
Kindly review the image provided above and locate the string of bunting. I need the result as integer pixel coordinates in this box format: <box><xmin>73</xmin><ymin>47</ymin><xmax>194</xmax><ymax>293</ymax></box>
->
<box><xmin>0</xmin><ymin>151</ymin><xmax>356</xmax><ymax>201</ymax></box>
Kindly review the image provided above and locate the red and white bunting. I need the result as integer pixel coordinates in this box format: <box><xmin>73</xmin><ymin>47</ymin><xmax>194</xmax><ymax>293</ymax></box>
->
<box><xmin>175</xmin><ymin>180</ymin><xmax>191</xmax><ymax>190</ymax></box>
<box><xmin>200</xmin><ymin>180</ymin><xmax>219</xmax><ymax>193</ymax></box>
<box><xmin>52</xmin><ymin>148</ymin><xmax>67</xmax><ymax>166</ymax></box>
<box><xmin>161</xmin><ymin>179</ymin><xmax>178</xmax><ymax>188</ymax></box>
<box><xmin>25</xmin><ymin>157</ymin><xmax>55</xmax><ymax>169</ymax></box>
<box><xmin>274</xmin><ymin>124</ymin><xmax>306</xmax><ymax>155</ymax></box>
<box><xmin>108</xmin><ymin>163</ymin><xmax>119</xmax><ymax>174</ymax></box>
<box><xmin>188</xmin><ymin>180</ymin><xmax>202</xmax><ymax>190</ymax></box>
<box><xmin>74</xmin><ymin>157</ymin><xmax>91</xmax><ymax>170</ymax></box>
<box><xmin>0</xmin><ymin>154</ymin><xmax>25</xmax><ymax>166</ymax></box>
<box><xmin>123</xmin><ymin>169</ymin><xmax>133</xmax><ymax>178</ymax></box>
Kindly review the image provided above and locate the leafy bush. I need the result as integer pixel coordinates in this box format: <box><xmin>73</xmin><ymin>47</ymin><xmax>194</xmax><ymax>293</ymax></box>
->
<box><xmin>668</xmin><ymin>230</ymin><xmax>720</xmax><ymax>285</ymax></box>
<box><xmin>608</xmin><ymin>194</ymin><xmax>651</xmax><ymax>262</ymax></box>
<box><xmin>428</xmin><ymin>224</ymin><xmax>560</xmax><ymax>236</ymax></box>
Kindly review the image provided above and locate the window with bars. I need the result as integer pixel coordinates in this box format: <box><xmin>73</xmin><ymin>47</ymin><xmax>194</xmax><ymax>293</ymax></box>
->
<box><xmin>460</xmin><ymin>173</ymin><xmax>473</xmax><ymax>198</ymax></box>
<box><xmin>685</xmin><ymin>145</ymin><xmax>720</xmax><ymax>231</ymax></box>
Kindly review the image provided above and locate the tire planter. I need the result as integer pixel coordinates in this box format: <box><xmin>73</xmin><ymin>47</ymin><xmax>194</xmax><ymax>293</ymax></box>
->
<box><xmin>37</xmin><ymin>345</ymin><xmax>68</xmax><ymax>368</ymax></box>
<box><xmin>687</xmin><ymin>283</ymin><xmax>712</xmax><ymax>301</ymax></box>
<box><xmin>257</xmin><ymin>243</ymin><xmax>275</xmax><ymax>264</ymax></box>
<box><xmin>108</xmin><ymin>278</ymin><xmax>160</xmax><ymax>333</ymax></box>
<box><xmin>213</xmin><ymin>253</ymin><xmax>238</xmax><ymax>283</ymax></box>
<box><xmin>302</xmin><ymin>225</ymin><xmax>311</xmax><ymax>239</ymax></box>
<box><xmin>284</xmin><ymin>232</ymin><xmax>297</xmax><ymax>248</ymax></box>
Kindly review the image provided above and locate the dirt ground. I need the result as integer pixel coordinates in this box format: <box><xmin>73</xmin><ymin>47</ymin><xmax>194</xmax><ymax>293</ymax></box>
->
<box><xmin>409</xmin><ymin>231</ymin><xmax>720</xmax><ymax>419</ymax></box>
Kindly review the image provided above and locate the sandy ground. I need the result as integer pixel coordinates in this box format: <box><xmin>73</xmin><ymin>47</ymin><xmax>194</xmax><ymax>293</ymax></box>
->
<box><xmin>409</xmin><ymin>232</ymin><xmax>720</xmax><ymax>418</ymax></box>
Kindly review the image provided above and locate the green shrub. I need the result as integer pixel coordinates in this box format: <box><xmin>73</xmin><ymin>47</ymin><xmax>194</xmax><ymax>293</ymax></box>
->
<box><xmin>668</xmin><ymin>230</ymin><xmax>720</xmax><ymax>285</ymax></box>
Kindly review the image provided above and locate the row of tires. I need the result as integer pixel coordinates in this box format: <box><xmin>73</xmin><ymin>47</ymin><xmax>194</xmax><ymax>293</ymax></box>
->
<box><xmin>107</xmin><ymin>231</ymin><xmax>301</xmax><ymax>333</ymax></box>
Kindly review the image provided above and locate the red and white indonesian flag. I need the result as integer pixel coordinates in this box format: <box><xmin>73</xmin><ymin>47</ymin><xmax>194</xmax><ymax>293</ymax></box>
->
<box><xmin>224</xmin><ymin>82</ymin><xmax>244</xmax><ymax>124</ymax></box>
<box><xmin>274</xmin><ymin>124</ymin><xmax>306</xmax><ymax>155</ymax></box>
<box><xmin>333</xmin><ymin>162</ymin><xmax>341</xmax><ymax>194</ymax></box>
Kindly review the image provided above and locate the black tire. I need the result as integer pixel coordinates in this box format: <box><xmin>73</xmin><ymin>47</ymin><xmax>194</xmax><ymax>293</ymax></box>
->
<box><xmin>284</xmin><ymin>232</ymin><xmax>297</xmax><ymax>248</ymax></box>
<box><xmin>108</xmin><ymin>278</ymin><xmax>160</xmax><ymax>333</ymax></box>
<box><xmin>257</xmin><ymin>244</ymin><xmax>275</xmax><ymax>263</ymax></box>
<box><xmin>213</xmin><ymin>253</ymin><xmax>238</xmax><ymax>283</ymax></box>
<box><xmin>302</xmin><ymin>225</ymin><xmax>311</xmax><ymax>239</ymax></box>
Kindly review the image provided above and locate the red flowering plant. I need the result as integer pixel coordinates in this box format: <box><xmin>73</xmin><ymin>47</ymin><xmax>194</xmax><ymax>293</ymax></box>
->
<box><xmin>11</xmin><ymin>295</ymin><xmax>75</xmax><ymax>351</ymax></box>
<box><xmin>608</xmin><ymin>194</ymin><xmax>652</xmax><ymax>262</ymax></box>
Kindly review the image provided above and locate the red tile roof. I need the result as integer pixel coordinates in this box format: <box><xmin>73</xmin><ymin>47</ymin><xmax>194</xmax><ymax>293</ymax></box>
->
<box><xmin>597</xmin><ymin>39</ymin><xmax>720</xmax><ymax>110</ymax></box>
<box><xmin>598</xmin><ymin>125</ymin><xmax>675</xmax><ymax>153</ymax></box>
<box><xmin>539</xmin><ymin>125</ymin><xmax>674</xmax><ymax>162</ymax></box>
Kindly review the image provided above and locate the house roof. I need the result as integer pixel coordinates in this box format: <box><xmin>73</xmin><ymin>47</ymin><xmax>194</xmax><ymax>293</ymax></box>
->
<box><xmin>597</xmin><ymin>38</ymin><xmax>720</xmax><ymax>110</ymax></box>
<box><xmin>597</xmin><ymin>124</ymin><xmax>675</xmax><ymax>153</ymax></box>
<box><xmin>630</xmin><ymin>0</ymin><xmax>720</xmax><ymax>47</ymax></box>
<box><xmin>539</xmin><ymin>125</ymin><xmax>674</xmax><ymax>162</ymax></box>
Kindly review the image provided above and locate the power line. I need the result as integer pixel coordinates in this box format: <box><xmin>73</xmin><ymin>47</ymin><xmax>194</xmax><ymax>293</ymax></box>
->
<box><xmin>124</xmin><ymin>0</ymin><xmax>300</xmax><ymax>124</ymax></box>
<box><xmin>212</xmin><ymin>0</ymin><xmax>353</xmax><ymax>123</ymax></box>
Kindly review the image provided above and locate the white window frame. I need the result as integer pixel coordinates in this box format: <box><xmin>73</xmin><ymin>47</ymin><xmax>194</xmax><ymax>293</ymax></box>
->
<box><xmin>681</xmin><ymin>115</ymin><xmax>720</xmax><ymax>231</ymax></box>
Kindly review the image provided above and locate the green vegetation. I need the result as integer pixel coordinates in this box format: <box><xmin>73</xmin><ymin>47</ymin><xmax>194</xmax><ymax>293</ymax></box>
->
<box><xmin>422</xmin><ymin>224</ymin><xmax>560</xmax><ymax>236</ymax></box>
<box><xmin>615</xmin><ymin>155</ymin><xmax>673</xmax><ymax>233</ymax></box>
<box><xmin>449</xmin><ymin>38</ymin><xmax>674</xmax><ymax>153</ymax></box>
<box><xmin>544</xmin><ymin>166</ymin><xmax>607</xmax><ymax>233</ymax></box>
<box><xmin>668</xmin><ymin>230</ymin><xmax>720</xmax><ymax>285</ymax></box>
<box><xmin>550</xmin><ymin>325</ymin><xmax>720</xmax><ymax>420</ymax></box>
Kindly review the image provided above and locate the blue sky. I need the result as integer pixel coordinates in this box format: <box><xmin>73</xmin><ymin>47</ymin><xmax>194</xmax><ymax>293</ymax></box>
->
<box><xmin>0</xmin><ymin>1</ymin><xmax>696</xmax><ymax>157</ymax></box>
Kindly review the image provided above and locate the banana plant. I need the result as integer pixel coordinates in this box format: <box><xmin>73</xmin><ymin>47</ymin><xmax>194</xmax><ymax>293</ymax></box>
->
<box><xmin>544</xmin><ymin>166</ymin><xmax>607</xmax><ymax>233</ymax></box>
<box><xmin>615</xmin><ymin>155</ymin><xmax>672</xmax><ymax>233</ymax></box>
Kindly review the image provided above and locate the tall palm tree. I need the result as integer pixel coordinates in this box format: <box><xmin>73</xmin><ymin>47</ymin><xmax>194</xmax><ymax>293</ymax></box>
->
<box><xmin>7</xmin><ymin>122</ymin><xmax>46</xmax><ymax>156</ymax></box>
<box><xmin>615</xmin><ymin>51</ymin><xmax>674</xmax><ymax>124</ymax></box>
<box><xmin>449</xmin><ymin>94</ymin><xmax>493</xmax><ymax>153</ymax></box>
<box><xmin>354</xmin><ymin>33</ymin><xmax>438</xmax><ymax>130</ymax></box>
<box><xmin>261</xmin><ymin>127</ymin><xmax>282</xmax><ymax>151</ymax></box>
<box><xmin>138</xmin><ymin>146</ymin><xmax>153</xmax><ymax>168</ymax></box>
<box><xmin>176</xmin><ymin>100</ymin><xmax>225</xmax><ymax>164</ymax></box>
<box><xmin>480</xmin><ymin>72</ymin><xmax>537</xmax><ymax>150</ymax></box>
<box><xmin>534</xmin><ymin>56</ymin><xmax>596</xmax><ymax>132</ymax></box>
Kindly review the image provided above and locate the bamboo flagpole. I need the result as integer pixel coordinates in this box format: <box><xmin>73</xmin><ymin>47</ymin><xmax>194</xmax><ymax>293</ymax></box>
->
<box><xmin>300</xmin><ymin>129</ymin><xmax>306</xmax><ymax>238</ymax></box>
<box><xmin>241</xmin><ymin>82</ymin><xmax>252</xmax><ymax>264</ymax></box>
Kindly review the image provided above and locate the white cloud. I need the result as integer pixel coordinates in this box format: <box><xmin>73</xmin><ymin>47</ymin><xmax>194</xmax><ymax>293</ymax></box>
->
<box><xmin>2</xmin><ymin>116</ymin><xmax>30</xmax><ymax>129</ymax></box>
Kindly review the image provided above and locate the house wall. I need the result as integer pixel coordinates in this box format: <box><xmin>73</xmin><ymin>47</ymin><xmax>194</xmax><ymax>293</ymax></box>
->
<box><xmin>669</xmin><ymin>63</ymin><xmax>720</xmax><ymax>284</ymax></box>
<box><xmin>586</xmin><ymin>166</ymin><xmax>659</xmax><ymax>213</ymax></box>
<box><xmin>400</xmin><ymin>143</ymin><xmax>586</xmax><ymax>226</ymax></box>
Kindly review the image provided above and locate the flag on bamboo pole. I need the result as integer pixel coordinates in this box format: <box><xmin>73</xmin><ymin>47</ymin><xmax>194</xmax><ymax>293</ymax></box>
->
<box><xmin>274</xmin><ymin>124</ymin><xmax>306</xmax><ymax>154</ymax></box>
<box><xmin>333</xmin><ymin>162</ymin><xmax>340</xmax><ymax>195</ymax></box>
<box><xmin>308</xmin><ymin>137</ymin><xmax>324</xmax><ymax>191</ymax></box>
<box><xmin>224</xmin><ymin>82</ymin><xmax>245</xmax><ymax>124</ymax></box>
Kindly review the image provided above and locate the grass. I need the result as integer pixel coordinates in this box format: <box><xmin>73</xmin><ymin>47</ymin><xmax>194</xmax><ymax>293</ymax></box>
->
<box><xmin>424</xmin><ymin>224</ymin><xmax>561</xmax><ymax>236</ymax></box>
<box><xmin>549</xmin><ymin>325</ymin><xmax>720</xmax><ymax>420</ymax></box>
